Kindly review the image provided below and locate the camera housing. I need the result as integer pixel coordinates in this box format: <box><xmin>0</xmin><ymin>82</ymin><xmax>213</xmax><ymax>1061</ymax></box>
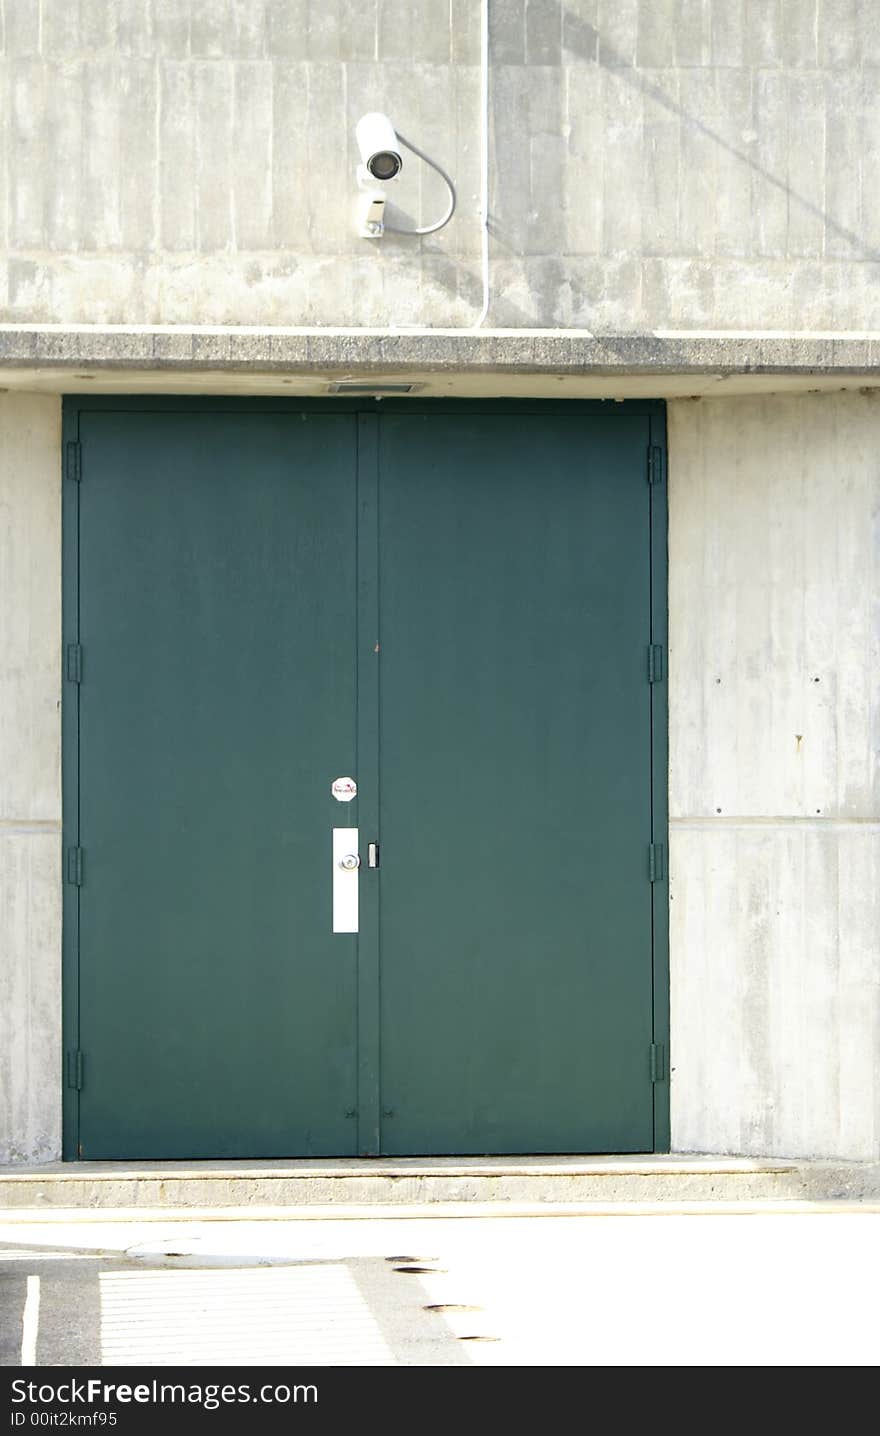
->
<box><xmin>356</xmin><ymin>113</ymin><xmax>403</xmax><ymax>182</ymax></box>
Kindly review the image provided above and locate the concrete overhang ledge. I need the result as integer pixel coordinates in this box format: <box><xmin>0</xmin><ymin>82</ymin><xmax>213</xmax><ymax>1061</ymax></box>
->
<box><xmin>1</xmin><ymin>325</ymin><xmax>878</xmax><ymax>399</ymax></box>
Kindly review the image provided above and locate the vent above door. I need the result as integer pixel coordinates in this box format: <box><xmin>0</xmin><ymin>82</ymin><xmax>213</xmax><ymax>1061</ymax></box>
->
<box><xmin>326</xmin><ymin>382</ymin><xmax>421</xmax><ymax>395</ymax></box>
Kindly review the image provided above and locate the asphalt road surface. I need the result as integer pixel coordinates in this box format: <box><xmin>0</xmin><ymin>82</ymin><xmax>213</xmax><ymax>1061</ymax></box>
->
<box><xmin>1</xmin><ymin>1207</ymin><xmax>878</xmax><ymax>1366</ymax></box>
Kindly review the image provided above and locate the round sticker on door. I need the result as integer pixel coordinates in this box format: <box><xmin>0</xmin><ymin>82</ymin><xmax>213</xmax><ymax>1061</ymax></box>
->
<box><xmin>331</xmin><ymin>776</ymin><xmax>357</xmax><ymax>803</ymax></box>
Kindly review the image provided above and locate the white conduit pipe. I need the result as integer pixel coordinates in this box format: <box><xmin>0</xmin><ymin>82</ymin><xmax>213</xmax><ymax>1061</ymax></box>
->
<box><xmin>472</xmin><ymin>0</ymin><xmax>491</xmax><ymax>328</ymax></box>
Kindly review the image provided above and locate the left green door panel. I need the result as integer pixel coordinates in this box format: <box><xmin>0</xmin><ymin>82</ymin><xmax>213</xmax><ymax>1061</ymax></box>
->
<box><xmin>74</xmin><ymin>411</ymin><xmax>359</xmax><ymax>1158</ymax></box>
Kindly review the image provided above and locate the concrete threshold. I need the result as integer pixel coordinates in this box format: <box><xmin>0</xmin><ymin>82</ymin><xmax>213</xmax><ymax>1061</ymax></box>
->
<box><xmin>1</xmin><ymin>1155</ymin><xmax>877</xmax><ymax>1210</ymax></box>
<box><xmin>0</xmin><ymin>1200</ymin><xmax>878</xmax><ymax>1227</ymax></box>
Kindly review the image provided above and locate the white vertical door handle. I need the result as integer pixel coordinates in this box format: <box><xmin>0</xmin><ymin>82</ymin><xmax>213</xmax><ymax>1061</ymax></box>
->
<box><xmin>333</xmin><ymin>827</ymin><xmax>359</xmax><ymax>933</ymax></box>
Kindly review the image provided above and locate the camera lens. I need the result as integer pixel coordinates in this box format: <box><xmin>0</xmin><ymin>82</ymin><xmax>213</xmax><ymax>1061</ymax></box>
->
<box><xmin>368</xmin><ymin>150</ymin><xmax>401</xmax><ymax>181</ymax></box>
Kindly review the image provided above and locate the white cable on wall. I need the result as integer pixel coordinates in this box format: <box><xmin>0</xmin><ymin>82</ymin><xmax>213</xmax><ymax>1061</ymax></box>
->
<box><xmin>384</xmin><ymin>134</ymin><xmax>457</xmax><ymax>235</ymax></box>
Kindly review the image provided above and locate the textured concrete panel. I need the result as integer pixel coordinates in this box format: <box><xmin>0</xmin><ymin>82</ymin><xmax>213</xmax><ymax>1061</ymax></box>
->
<box><xmin>669</xmin><ymin>392</ymin><xmax>880</xmax><ymax>820</ymax></box>
<box><xmin>489</xmin><ymin>0</ymin><xmax>526</xmax><ymax>65</ymax></box>
<box><xmin>0</xmin><ymin>392</ymin><xmax>62</xmax><ymax>1166</ymax></box>
<box><xmin>82</xmin><ymin>60</ymin><xmax>122</xmax><ymax>251</ymax></box>
<box><xmin>115</xmin><ymin>0</ymin><xmax>158</xmax><ymax>59</ymax></box>
<box><xmin>598</xmin><ymin>0</ymin><xmax>638</xmax><ymax>67</ymax></box>
<box><xmin>0</xmin><ymin>832</ymin><xmax>62</xmax><ymax>1165</ymax></box>
<box><xmin>9</xmin><ymin>60</ymin><xmax>46</xmax><ymax>249</ymax></box>
<box><xmin>669</xmin><ymin>391</ymin><xmax>880</xmax><ymax>1160</ymax></box>
<box><xmin>2</xmin><ymin>1</ymin><xmax>41</xmax><ymax>54</ymax></box>
<box><xmin>231</xmin><ymin>63</ymin><xmax>274</xmax><ymax>249</ymax></box>
<box><xmin>43</xmin><ymin>64</ymin><xmax>84</xmax><ymax>252</ymax></box>
<box><xmin>193</xmin><ymin>61</ymin><xmax>235</xmax><ymax>251</ymax></box>
<box><xmin>119</xmin><ymin>61</ymin><xmax>159</xmax><ymax>250</ymax></box>
<box><xmin>152</xmin><ymin>0</ymin><xmax>193</xmax><ymax>57</ymax></box>
<box><xmin>379</xmin><ymin>0</ymin><xmax>452</xmax><ymax>63</ymax></box>
<box><xmin>0</xmin><ymin>393</ymin><xmax>61</xmax><ymax>824</ymax></box>
<box><xmin>159</xmin><ymin>62</ymin><xmax>197</xmax><ymax>251</ymax></box>
<box><xmin>670</xmin><ymin>824</ymin><xmax>880</xmax><ymax>1159</ymax></box>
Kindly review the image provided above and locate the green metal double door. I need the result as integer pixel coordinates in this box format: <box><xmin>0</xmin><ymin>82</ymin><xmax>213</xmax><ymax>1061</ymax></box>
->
<box><xmin>64</xmin><ymin>400</ymin><xmax>667</xmax><ymax>1160</ymax></box>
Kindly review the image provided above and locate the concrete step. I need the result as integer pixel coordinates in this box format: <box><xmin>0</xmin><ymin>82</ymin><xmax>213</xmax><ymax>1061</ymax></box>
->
<box><xmin>1</xmin><ymin>1155</ymin><xmax>878</xmax><ymax>1211</ymax></box>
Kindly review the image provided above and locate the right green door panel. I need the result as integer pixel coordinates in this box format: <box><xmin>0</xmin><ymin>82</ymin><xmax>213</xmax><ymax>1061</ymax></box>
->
<box><xmin>376</xmin><ymin>413</ymin><xmax>655</xmax><ymax>1153</ymax></box>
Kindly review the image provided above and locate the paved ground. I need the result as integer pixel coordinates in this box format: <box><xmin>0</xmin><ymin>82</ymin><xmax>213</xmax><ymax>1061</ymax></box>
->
<box><xmin>1</xmin><ymin>1206</ymin><xmax>878</xmax><ymax>1366</ymax></box>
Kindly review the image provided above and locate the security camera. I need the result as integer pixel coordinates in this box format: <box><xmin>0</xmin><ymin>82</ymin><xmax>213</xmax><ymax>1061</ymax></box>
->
<box><xmin>353</xmin><ymin>113</ymin><xmax>456</xmax><ymax>240</ymax></box>
<box><xmin>356</xmin><ymin>113</ymin><xmax>403</xmax><ymax>182</ymax></box>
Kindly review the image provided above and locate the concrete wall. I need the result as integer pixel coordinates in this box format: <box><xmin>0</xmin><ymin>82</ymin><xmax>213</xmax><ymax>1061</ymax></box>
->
<box><xmin>0</xmin><ymin>392</ymin><xmax>62</xmax><ymax>1164</ymax></box>
<box><xmin>669</xmin><ymin>390</ymin><xmax>880</xmax><ymax>1159</ymax></box>
<box><xmin>0</xmin><ymin>0</ymin><xmax>878</xmax><ymax>330</ymax></box>
<box><xmin>1</xmin><ymin>388</ymin><xmax>878</xmax><ymax>1164</ymax></box>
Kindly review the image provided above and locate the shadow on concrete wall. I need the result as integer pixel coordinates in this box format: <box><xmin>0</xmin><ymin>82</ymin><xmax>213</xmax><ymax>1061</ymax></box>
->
<box><xmin>559</xmin><ymin>6</ymin><xmax>878</xmax><ymax>263</ymax></box>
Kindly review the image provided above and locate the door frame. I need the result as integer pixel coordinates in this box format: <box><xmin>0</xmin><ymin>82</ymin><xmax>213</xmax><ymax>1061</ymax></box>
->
<box><xmin>61</xmin><ymin>395</ymin><xmax>669</xmax><ymax>1158</ymax></box>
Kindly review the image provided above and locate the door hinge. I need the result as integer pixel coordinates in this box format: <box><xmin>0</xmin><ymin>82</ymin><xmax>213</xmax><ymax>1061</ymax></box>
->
<box><xmin>650</xmin><ymin>1043</ymin><xmax>665</xmax><ymax>1083</ymax></box>
<box><xmin>648</xmin><ymin>842</ymin><xmax>664</xmax><ymax>882</ymax></box>
<box><xmin>65</xmin><ymin>440</ymin><xmax>81</xmax><ymax>483</ymax></box>
<box><xmin>67</xmin><ymin>1050</ymin><xmax>84</xmax><ymax>1090</ymax></box>
<box><xmin>66</xmin><ymin>846</ymin><xmax>83</xmax><ymax>886</ymax></box>
<box><xmin>66</xmin><ymin>643</ymin><xmax>82</xmax><ymax>683</ymax></box>
<box><xmin>647</xmin><ymin>643</ymin><xmax>663</xmax><ymax>683</ymax></box>
<box><xmin>647</xmin><ymin>444</ymin><xmax>663</xmax><ymax>485</ymax></box>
